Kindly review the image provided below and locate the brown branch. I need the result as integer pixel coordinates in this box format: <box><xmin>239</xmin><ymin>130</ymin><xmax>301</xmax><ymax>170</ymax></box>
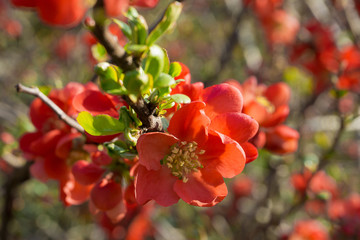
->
<box><xmin>15</xmin><ymin>83</ymin><xmax>85</xmax><ymax>134</ymax></box>
<box><xmin>0</xmin><ymin>162</ymin><xmax>32</xmax><ymax>240</ymax></box>
<box><xmin>89</xmin><ymin>1</ymin><xmax>163</xmax><ymax>132</ymax></box>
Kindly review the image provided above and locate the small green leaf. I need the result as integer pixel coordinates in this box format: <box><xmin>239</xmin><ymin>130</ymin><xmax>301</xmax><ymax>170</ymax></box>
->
<box><xmin>144</xmin><ymin>45</ymin><xmax>165</xmax><ymax>80</ymax></box>
<box><xmin>38</xmin><ymin>86</ymin><xmax>51</xmax><ymax>96</ymax></box>
<box><xmin>113</xmin><ymin>19</ymin><xmax>132</xmax><ymax>40</ymax></box>
<box><xmin>154</xmin><ymin>73</ymin><xmax>176</xmax><ymax>88</ymax></box>
<box><xmin>94</xmin><ymin>62</ymin><xmax>122</xmax><ymax>92</ymax></box>
<box><xmin>147</xmin><ymin>2</ymin><xmax>183</xmax><ymax>46</ymax></box>
<box><xmin>123</xmin><ymin>69</ymin><xmax>151</xmax><ymax>95</ymax></box>
<box><xmin>170</xmin><ymin>94</ymin><xmax>191</xmax><ymax>104</ymax></box>
<box><xmin>168</xmin><ymin>62</ymin><xmax>182</xmax><ymax>77</ymax></box>
<box><xmin>91</xmin><ymin>43</ymin><xmax>107</xmax><ymax>62</ymax></box>
<box><xmin>77</xmin><ymin>112</ymin><xmax>124</xmax><ymax>136</ymax></box>
<box><xmin>125</xmin><ymin>44</ymin><xmax>148</xmax><ymax>53</ymax></box>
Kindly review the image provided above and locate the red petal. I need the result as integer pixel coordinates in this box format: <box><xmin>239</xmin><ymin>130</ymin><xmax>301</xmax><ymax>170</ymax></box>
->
<box><xmin>60</xmin><ymin>176</ymin><xmax>92</xmax><ymax>205</ymax></box>
<box><xmin>240</xmin><ymin>142</ymin><xmax>258</xmax><ymax>163</ymax></box>
<box><xmin>174</xmin><ymin>168</ymin><xmax>227</xmax><ymax>207</ymax></box>
<box><xmin>72</xmin><ymin>160</ymin><xmax>105</xmax><ymax>185</ymax></box>
<box><xmin>210</xmin><ymin>112</ymin><xmax>259</xmax><ymax>143</ymax></box>
<box><xmin>43</xmin><ymin>153</ymin><xmax>69</xmax><ymax>181</ymax></box>
<box><xmin>261</xmin><ymin>105</ymin><xmax>289</xmax><ymax>128</ymax></box>
<box><xmin>264</xmin><ymin>82</ymin><xmax>290</xmax><ymax>107</ymax></box>
<box><xmin>91</xmin><ymin>179</ymin><xmax>123</xmax><ymax>211</ymax></box>
<box><xmin>135</xmin><ymin>165</ymin><xmax>179</xmax><ymax>206</ymax></box>
<box><xmin>85</xmin><ymin>131</ymin><xmax>120</xmax><ymax>143</ymax></box>
<box><xmin>174</xmin><ymin>62</ymin><xmax>191</xmax><ymax>84</ymax></box>
<box><xmin>202</xmin><ymin>84</ymin><xmax>243</xmax><ymax>120</ymax></box>
<box><xmin>243</xmin><ymin>101</ymin><xmax>268</xmax><ymax>126</ymax></box>
<box><xmin>132</xmin><ymin>0</ymin><xmax>159</xmax><ymax>8</ymax></box>
<box><xmin>72</xmin><ymin>90</ymin><xmax>119</xmax><ymax>118</ymax></box>
<box><xmin>200</xmin><ymin>131</ymin><xmax>246</xmax><ymax>178</ymax></box>
<box><xmin>168</xmin><ymin>101</ymin><xmax>210</xmax><ymax>143</ymax></box>
<box><xmin>30</xmin><ymin>129</ymin><xmax>67</xmax><ymax>156</ymax></box>
<box><xmin>265</xmin><ymin>125</ymin><xmax>299</xmax><ymax>154</ymax></box>
<box><xmin>91</xmin><ymin>150</ymin><xmax>113</xmax><ymax>166</ymax></box>
<box><xmin>105</xmin><ymin>200</ymin><xmax>126</xmax><ymax>223</ymax></box>
<box><xmin>30</xmin><ymin>158</ymin><xmax>49</xmax><ymax>182</ymax></box>
<box><xmin>36</xmin><ymin>0</ymin><xmax>87</xmax><ymax>27</ymax></box>
<box><xmin>19</xmin><ymin>131</ymin><xmax>43</xmax><ymax>156</ymax></box>
<box><xmin>137</xmin><ymin>132</ymin><xmax>178</xmax><ymax>171</ymax></box>
<box><xmin>55</xmin><ymin>132</ymin><xmax>82</xmax><ymax>159</ymax></box>
<box><xmin>104</xmin><ymin>0</ymin><xmax>128</xmax><ymax>17</ymax></box>
<box><xmin>11</xmin><ymin>0</ymin><xmax>37</xmax><ymax>7</ymax></box>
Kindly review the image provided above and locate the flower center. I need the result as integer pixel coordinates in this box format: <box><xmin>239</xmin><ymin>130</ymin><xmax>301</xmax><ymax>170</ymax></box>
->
<box><xmin>256</xmin><ymin>96</ymin><xmax>275</xmax><ymax>113</ymax></box>
<box><xmin>162</xmin><ymin>141</ymin><xmax>205</xmax><ymax>183</ymax></box>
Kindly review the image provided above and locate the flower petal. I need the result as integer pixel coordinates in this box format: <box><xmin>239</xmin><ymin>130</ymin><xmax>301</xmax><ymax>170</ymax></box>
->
<box><xmin>200</xmin><ymin>131</ymin><xmax>246</xmax><ymax>178</ymax></box>
<box><xmin>201</xmin><ymin>83</ymin><xmax>243</xmax><ymax>119</ymax></box>
<box><xmin>135</xmin><ymin>165</ymin><xmax>179</xmax><ymax>206</ymax></box>
<box><xmin>167</xmin><ymin>101</ymin><xmax>210</xmax><ymax>143</ymax></box>
<box><xmin>264</xmin><ymin>82</ymin><xmax>290</xmax><ymax>107</ymax></box>
<box><xmin>137</xmin><ymin>132</ymin><xmax>179</xmax><ymax>171</ymax></box>
<box><xmin>72</xmin><ymin>90</ymin><xmax>119</xmax><ymax>118</ymax></box>
<box><xmin>174</xmin><ymin>168</ymin><xmax>227</xmax><ymax>207</ymax></box>
<box><xmin>210</xmin><ymin>112</ymin><xmax>259</xmax><ymax>143</ymax></box>
<box><xmin>240</xmin><ymin>142</ymin><xmax>258</xmax><ymax>163</ymax></box>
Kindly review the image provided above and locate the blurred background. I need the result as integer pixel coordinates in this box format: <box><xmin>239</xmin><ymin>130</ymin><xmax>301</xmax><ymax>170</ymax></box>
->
<box><xmin>1</xmin><ymin>0</ymin><xmax>360</xmax><ymax>239</ymax></box>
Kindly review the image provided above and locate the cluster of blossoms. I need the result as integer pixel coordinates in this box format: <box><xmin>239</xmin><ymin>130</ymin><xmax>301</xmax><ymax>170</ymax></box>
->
<box><xmin>10</xmin><ymin>0</ymin><xmax>159</xmax><ymax>27</ymax></box>
<box><xmin>226</xmin><ymin>77</ymin><xmax>299</xmax><ymax>155</ymax></box>
<box><xmin>291</xmin><ymin>21</ymin><xmax>360</xmax><ymax>94</ymax></box>
<box><xmin>245</xmin><ymin>0</ymin><xmax>299</xmax><ymax>46</ymax></box>
<box><xmin>291</xmin><ymin>169</ymin><xmax>360</xmax><ymax>238</ymax></box>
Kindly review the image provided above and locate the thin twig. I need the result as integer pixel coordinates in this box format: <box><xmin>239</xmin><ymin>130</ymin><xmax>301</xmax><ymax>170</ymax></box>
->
<box><xmin>15</xmin><ymin>83</ymin><xmax>84</xmax><ymax>134</ymax></box>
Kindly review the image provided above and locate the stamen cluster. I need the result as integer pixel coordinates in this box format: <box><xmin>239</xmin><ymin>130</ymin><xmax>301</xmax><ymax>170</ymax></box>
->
<box><xmin>162</xmin><ymin>141</ymin><xmax>205</xmax><ymax>183</ymax></box>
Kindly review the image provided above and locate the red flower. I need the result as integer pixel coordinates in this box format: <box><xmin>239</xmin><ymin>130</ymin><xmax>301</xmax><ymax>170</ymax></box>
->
<box><xmin>287</xmin><ymin>220</ymin><xmax>329</xmax><ymax>240</ymax></box>
<box><xmin>11</xmin><ymin>0</ymin><xmax>159</xmax><ymax>27</ymax></box>
<box><xmin>227</xmin><ymin>77</ymin><xmax>298</xmax><ymax>155</ymax></box>
<box><xmin>135</xmin><ymin>102</ymin><xmax>247</xmax><ymax>207</ymax></box>
<box><xmin>11</xmin><ymin>0</ymin><xmax>88</xmax><ymax>27</ymax></box>
<box><xmin>264</xmin><ymin>125</ymin><xmax>299</xmax><ymax>154</ymax></box>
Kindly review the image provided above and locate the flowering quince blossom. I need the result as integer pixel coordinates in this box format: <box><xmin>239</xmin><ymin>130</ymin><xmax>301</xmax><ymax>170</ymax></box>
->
<box><xmin>226</xmin><ymin>76</ymin><xmax>299</xmax><ymax>154</ymax></box>
<box><xmin>327</xmin><ymin>193</ymin><xmax>360</xmax><ymax>238</ymax></box>
<box><xmin>11</xmin><ymin>0</ymin><xmax>159</xmax><ymax>27</ymax></box>
<box><xmin>249</xmin><ymin>0</ymin><xmax>299</xmax><ymax>46</ymax></box>
<box><xmin>135</xmin><ymin>101</ymin><xmax>255</xmax><ymax>207</ymax></box>
<box><xmin>170</xmin><ymin>63</ymin><xmax>259</xmax><ymax>162</ymax></box>
<box><xmin>284</xmin><ymin>220</ymin><xmax>329</xmax><ymax>240</ymax></box>
<box><xmin>19</xmin><ymin>82</ymin><xmax>122</xmax><ymax>207</ymax></box>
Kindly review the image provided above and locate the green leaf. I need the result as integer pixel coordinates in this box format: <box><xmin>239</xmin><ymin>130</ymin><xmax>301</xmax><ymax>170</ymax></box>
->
<box><xmin>38</xmin><ymin>86</ymin><xmax>51</xmax><ymax>96</ymax></box>
<box><xmin>147</xmin><ymin>2</ymin><xmax>183</xmax><ymax>46</ymax></box>
<box><xmin>77</xmin><ymin>112</ymin><xmax>124</xmax><ymax>136</ymax></box>
<box><xmin>91</xmin><ymin>43</ymin><xmax>107</xmax><ymax>62</ymax></box>
<box><xmin>112</xmin><ymin>19</ymin><xmax>132</xmax><ymax>40</ymax></box>
<box><xmin>144</xmin><ymin>45</ymin><xmax>165</xmax><ymax>80</ymax></box>
<box><xmin>154</xmin><ymin>73</ymin><xmax>176</xmax><ymax>88</ymax></box>
<box><xmin>123</xmin><ymin>69</ymin><xmax>152</xmax><ymax>95</ymax></box>
<box><xmin>94</xmin><ymin>62</ymin><xmax>122</xmax><ymax>92</ymax></box>
<box><xmin>125</xmin><ymin>44</ymin><xmax>148</xmax><ymax>53</ymax></box>
<box><xmin>170</xmin><ymin>94</ymin><xmax>191</xmax><ymax>104</ymax></box>
<box><xmin>168</xmin><ymin>62</ymin><xmax>182</xmax><ymax>77</ymax></box>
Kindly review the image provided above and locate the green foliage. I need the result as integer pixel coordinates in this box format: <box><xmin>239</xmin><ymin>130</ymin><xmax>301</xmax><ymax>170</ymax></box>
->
<box><xmin>91</xmin><ymin>43</ymin><xmax>107</xmax><ymax>62</ymax></box>
<box><xmin>147</xmin><ymin>2</ymin><xmax>183</xmax><ymax>46</ymax></box>
<box><xmin>77</xmin><ymin>111</ymin><xmax>124</xmax><ymax>136</ymax></box>
<box><xmin>168</xmin><ymin>62</ymin><xmax>182</xmax><ymax>78</ymax></box>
